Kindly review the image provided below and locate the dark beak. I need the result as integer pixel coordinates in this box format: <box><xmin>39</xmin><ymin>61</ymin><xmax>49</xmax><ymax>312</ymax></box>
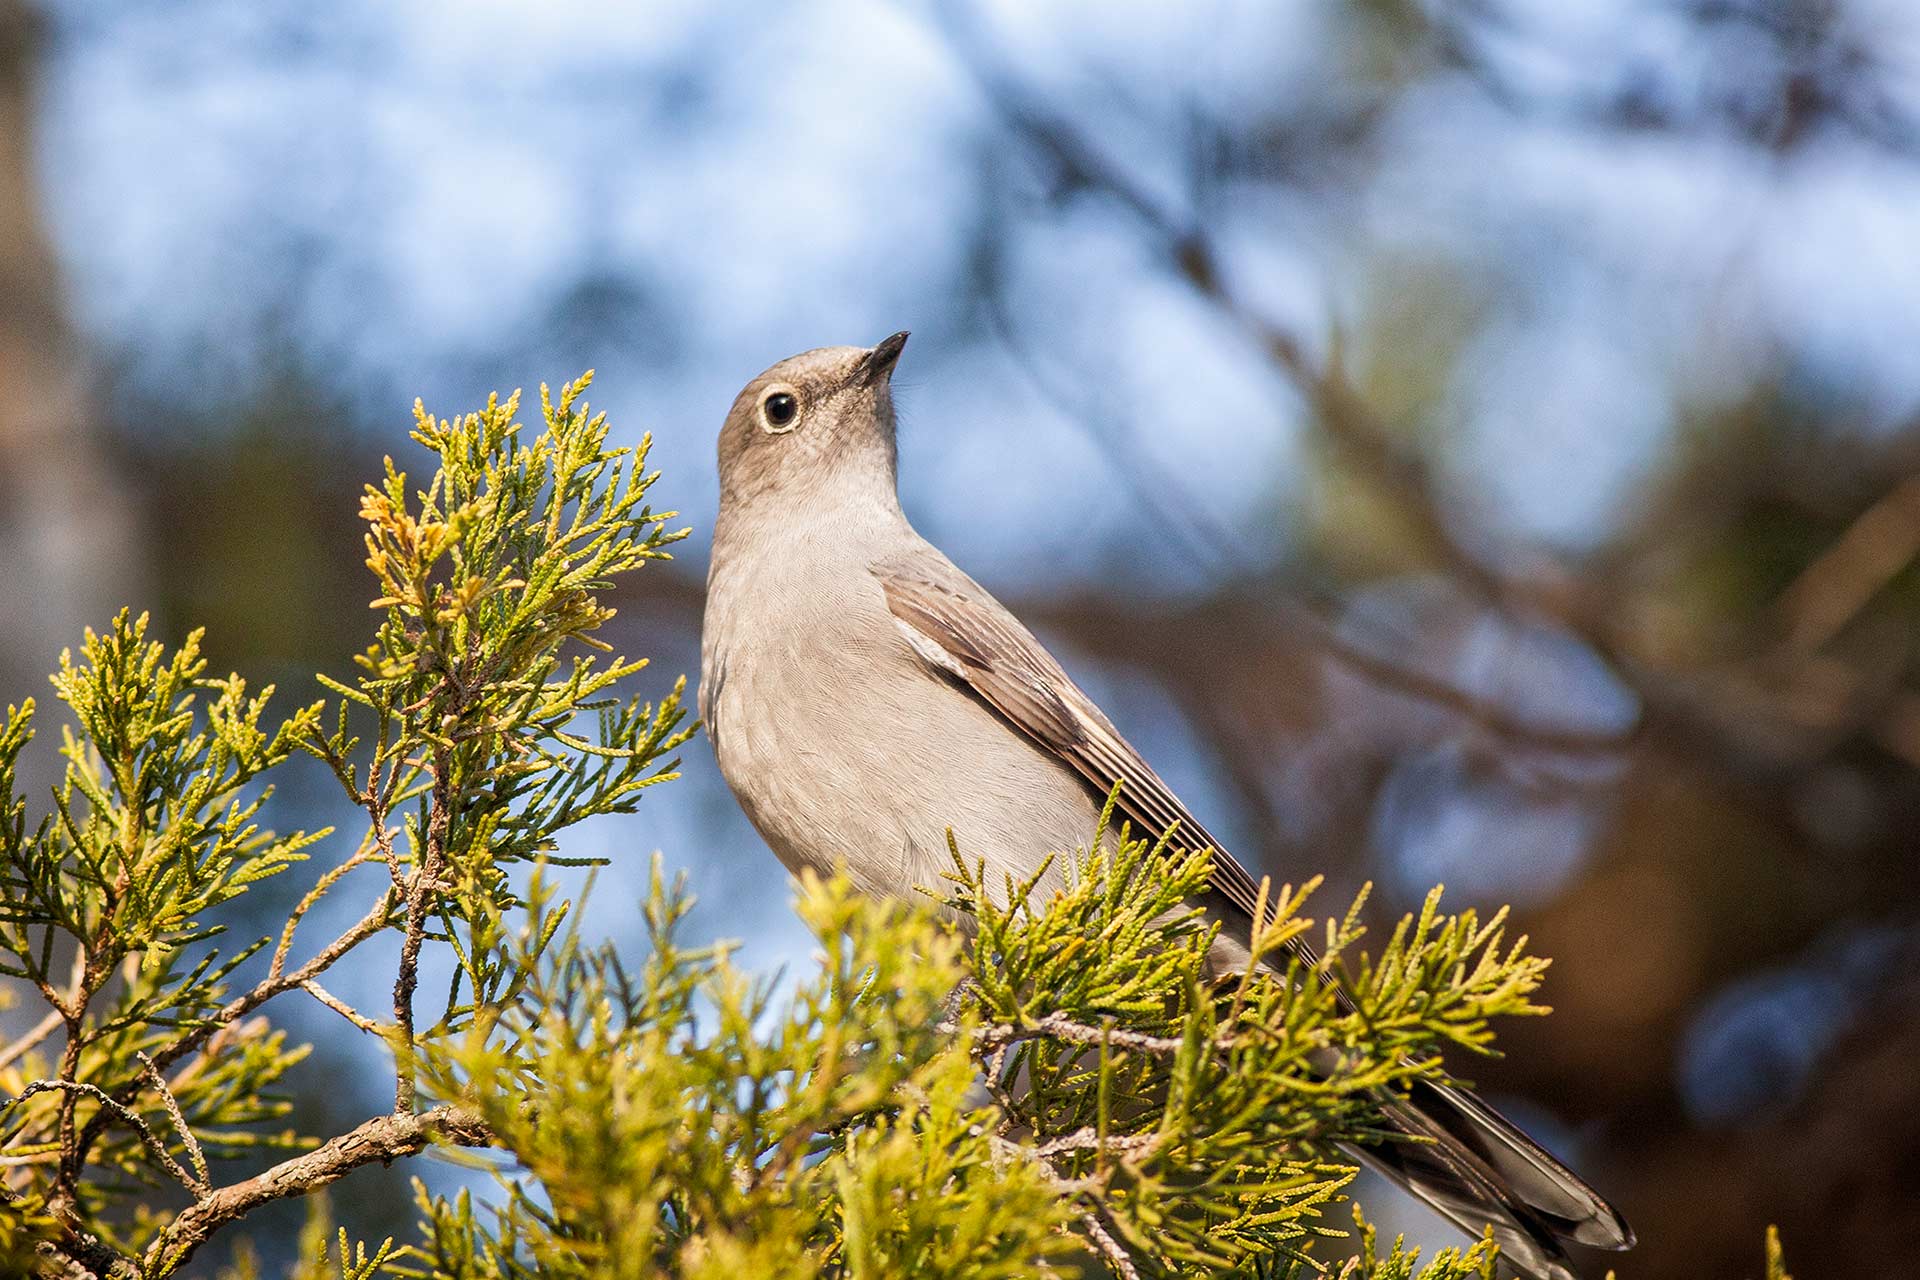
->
<box><xmin>860</xmin><ymin>331</ymin><xmax>909</xmax><ymax>386</ymax></box>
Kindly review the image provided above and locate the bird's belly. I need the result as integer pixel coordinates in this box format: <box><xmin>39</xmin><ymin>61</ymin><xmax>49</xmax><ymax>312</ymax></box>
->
<box><xmin>711</xmin><ymin>643</ymin><xmax>1100</xmax><ymax>905</ymax></box>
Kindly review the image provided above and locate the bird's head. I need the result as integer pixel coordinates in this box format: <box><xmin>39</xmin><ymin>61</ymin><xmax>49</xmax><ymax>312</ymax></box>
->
<box><xmin>716</xmin><ymin>332</ymin><xmax>909</xmax><ymax>510</ymax></box>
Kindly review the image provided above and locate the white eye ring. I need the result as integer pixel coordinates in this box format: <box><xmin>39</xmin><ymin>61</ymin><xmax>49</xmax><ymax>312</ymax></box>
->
<box><xmin>759</xmin><ymin>386</ymin><xmax>801</xmax><ymax>434</ymax></box>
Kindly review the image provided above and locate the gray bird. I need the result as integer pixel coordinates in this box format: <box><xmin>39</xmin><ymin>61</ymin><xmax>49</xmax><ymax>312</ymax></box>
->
<box><xmin>700</xmin><ymin>333</ymin><xmax>1633</xmax><ymax>1280</ymax></box>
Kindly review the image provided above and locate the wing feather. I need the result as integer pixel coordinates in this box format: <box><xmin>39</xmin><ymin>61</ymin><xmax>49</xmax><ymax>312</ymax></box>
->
<box><xmin>874</xmin><ymin>551</ymin><xmax>1271</xmax><ymax>926</ymax></box>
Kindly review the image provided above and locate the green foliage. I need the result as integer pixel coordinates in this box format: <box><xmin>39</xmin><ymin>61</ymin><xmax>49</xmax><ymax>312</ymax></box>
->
<box><xmin>0</xmin><ymin>372</ymin><xmax>1666</xmax><ymax>1280</ymax></box>
<box><xmin>0</xmin><ymin>613</ymin><xmax>324</xmax><ymax>1245</ymax></box>
<box><xmin>940</xmin><ymin>797</ymin><xmax>1547</xmax><ymax>1276</ymax></box>
<box><xmin>0</xmin><ymin>611</ymin><xmax>323</xmax><ymax>993</ymax></box>
<box><xmin>378</xmin><ymin>803</ymin><xmax>1542</xmax><ymax>1280</ymax></box>
<box><xmin>399</xmin><ymin>866</ymin><xmax>1070</xmax><ymax>1280</ymax></box>
<box><xmin>307</xmin><ymin>375</ymin><xmax>692</xmax><ymax>1081</ymax></box>
<box><xmin>0</xmin><ymin>373</ymin><xmax>690</xmax><ymax>1272</ymax></box>
<box><xmin>1258</xmin><ymin>1207</ymin><xmax>1497</xmax><ymax>1280</ymax></box>
<box><xmin>0</xmin><ymin>1186</ymin><xmax>58</xmax><ymax>1276</ymax></box>
<box><xmin>25</xmin><ymin>613</ymin><xmax>324</xmax><ymax>970</ymax></box>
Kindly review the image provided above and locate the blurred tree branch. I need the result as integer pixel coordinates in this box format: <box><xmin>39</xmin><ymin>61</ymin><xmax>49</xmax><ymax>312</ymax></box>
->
<box><xmin>937</xmin><ymin>0</ymin><xmax>1920</xmax><ymax>788</ymax></box>
<box><xmin>0</xmin><ymin>0</ymin><xmax>144</xmax><ymax>744</ymax></box>
<box><xmin>1428</xmin><ymin>0</ymin><xmax>1920</xmax><ymax>159</ymax></box>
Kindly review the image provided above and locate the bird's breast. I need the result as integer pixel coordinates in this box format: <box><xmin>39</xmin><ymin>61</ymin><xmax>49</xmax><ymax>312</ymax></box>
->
<box><xmin>701</xmin><ymin>549</ymin><xmax>1099</xmax><ymax>901</ymax></box>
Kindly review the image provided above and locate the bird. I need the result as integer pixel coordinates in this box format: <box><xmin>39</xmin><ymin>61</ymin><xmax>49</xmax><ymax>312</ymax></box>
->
<box><xmin>699</xmin><ymin>332</ymin><xmax>1634</xmax><ymax>1279</ymax></box>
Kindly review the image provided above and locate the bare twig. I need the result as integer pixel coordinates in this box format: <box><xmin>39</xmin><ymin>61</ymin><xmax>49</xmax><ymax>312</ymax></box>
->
<box><xmin>1774</xmin><ymin>472</ymin><xmax>1920</xmax><ymax>655</ymax></box>
<box><xmin>972</xmin><ymin>1012</ymin><xmax>1191</xmax><ymax>1058</ymax></box>
<box><xmin>25</xmin><ymin>1208</ymin><xmax>130</xmax><ymax>1280</ymax></box>
<box><xmin>1082</xmin><ymin>1211</ymin><xmax>1144</xmax><ymax>1280</ymax></box>
<box><xmin>985</xmin><ymin>1133</ymin><xmax>1093</xmax><ymax>1196</ymax></box>
<box><xmin>271</xmin><ymin>838</ymin><xmax>380</xmax><ymax>981</ymax></box>
<box><xmin>1031</xmin><ymin>1125</ymin><xmax>1165</xmax><ymax>1161</ymax></box>
<box><xmin>151</xmin><ymin>889</ymin><xmax>395</xmax><ymax>1079</ymax></box>
<box><xmin>134</xmin><ymin>1052</ymin><xmax>207</xmax><ymax>1194</ymax></box>
<box><xmin>301</xmin><ymin>978</ymin><xmax>380</xmax><ymax>1034</ymax></box>
<box><xmin>50</xmin><ymin>1009</ymin><xmax>86</xmax><ymax>1209</ymax></box>
<box><xmin>69</xmin><ymin>890</ymin><xmax>395</xmax><ymax>1179</ymax></box>
<box><xmin>142</xmin><ymin>1104</ymin><xmax>494</xmax><ymax>1275</ymax></box>
<box><xmin>6</xmin><ymin>1080</ymin><xmax>203</xmax><ymax>1198</ymax></box>
<box><xmin>392</xmin><ymin>743</ymin><xmax>454</xmax><ymax>1112</ymax></box>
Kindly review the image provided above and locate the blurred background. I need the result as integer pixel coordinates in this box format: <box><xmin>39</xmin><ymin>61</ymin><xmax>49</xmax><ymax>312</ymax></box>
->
<box><xmin>3</xmin><ymin>0</ymin><xmax>1919</xmax><ymax>1275</ymax></box>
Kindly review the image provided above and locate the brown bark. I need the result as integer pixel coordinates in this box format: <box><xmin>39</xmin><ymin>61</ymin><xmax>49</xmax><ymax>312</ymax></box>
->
<box><xmin>140</xmin><ymin>1105</ymin><xmax>495</xmax><ymax>1275</ymax></box>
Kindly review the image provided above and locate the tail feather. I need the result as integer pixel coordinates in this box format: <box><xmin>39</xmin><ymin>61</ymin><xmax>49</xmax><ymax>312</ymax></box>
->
<box><xmin>1346</xmin><ymin>1139</ymin><xmax>1576</xmax><ymax>1280</ymax></box>
<box><xmin>1413</xmin><ymin>1080</ymin><xmax>1634</xmax><ymax>1249</ymax></box>
<box><xmin>1350</xmin><ymin>1080</ymin><xmax>1633</xmax><ymax>1280</ymax></box>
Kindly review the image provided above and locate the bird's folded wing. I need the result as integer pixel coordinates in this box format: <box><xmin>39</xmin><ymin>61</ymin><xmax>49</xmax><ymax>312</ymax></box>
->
<box><xmin>872</xmin><ymin>549</ymin><xmax>1273</xmax><ymax>930</ymax></box>
<box><xmin>873</xmin><ymin>550</ymin><xmax>1636</xmax><ymax>1265</ymax></box>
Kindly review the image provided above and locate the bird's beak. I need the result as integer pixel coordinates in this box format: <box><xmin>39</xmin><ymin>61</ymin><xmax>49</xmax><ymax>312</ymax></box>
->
<box><xmin>860</xmin><ymin>331</ymin><xmax>909</xmax><ymax>387</ymax></box>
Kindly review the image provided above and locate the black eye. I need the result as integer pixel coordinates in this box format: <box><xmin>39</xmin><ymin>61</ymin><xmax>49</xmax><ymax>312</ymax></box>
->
<box><xmin>762</xmin><ymin>392</ymin><xmax>798</xmax><ymax>430</ymax></box>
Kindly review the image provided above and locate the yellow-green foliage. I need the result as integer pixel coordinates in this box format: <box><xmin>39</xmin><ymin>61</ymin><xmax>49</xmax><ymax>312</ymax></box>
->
<box><xmin>400</xmin><ymin>867</ymin><xmax>1071</xmax><ymax>1280</ymax></box>
<box><xmin>939</xmin><ymin>801</ymin><xmax>1547</xmax><ymax>1275</ymax></box>
<box><xmin>0</xmin><ymin>373</ymin><xmax>692</xmax><ymax>1269</ymax></box>
<box><xmin>0</xmin><ymin>374</ymin><xmax>1704</xmax><ymax>1279</ymax></box>
<box><xmin>382</xmin><ymin>787</ymin><xmax>1550</xmax><ymax>1280</ymax></box>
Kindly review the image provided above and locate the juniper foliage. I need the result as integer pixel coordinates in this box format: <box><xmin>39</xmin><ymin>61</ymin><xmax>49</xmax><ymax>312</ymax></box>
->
<box><xmin>0</xmin><ymin>374</ymin><xmax>688</xmax><ymax>1274</ymax></box>
<box><xmin>0</xmin><ymin>374</ymin><xmax>1749</xmax><ymax>1278</ymax></box>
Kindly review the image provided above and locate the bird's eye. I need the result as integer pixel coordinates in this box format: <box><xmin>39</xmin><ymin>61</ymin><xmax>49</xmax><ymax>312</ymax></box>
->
<box><xmin>761</xmin><ymin>391</ymin><xmax>799</xmax><ymax>433</ymax></box>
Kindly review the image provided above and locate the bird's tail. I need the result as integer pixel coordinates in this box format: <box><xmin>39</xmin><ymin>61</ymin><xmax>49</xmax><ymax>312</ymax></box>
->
<box><xmin>1346</xmin><ymin>1078</ymin><xmax>1634</xmax><ymax>1280</ymax></box>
